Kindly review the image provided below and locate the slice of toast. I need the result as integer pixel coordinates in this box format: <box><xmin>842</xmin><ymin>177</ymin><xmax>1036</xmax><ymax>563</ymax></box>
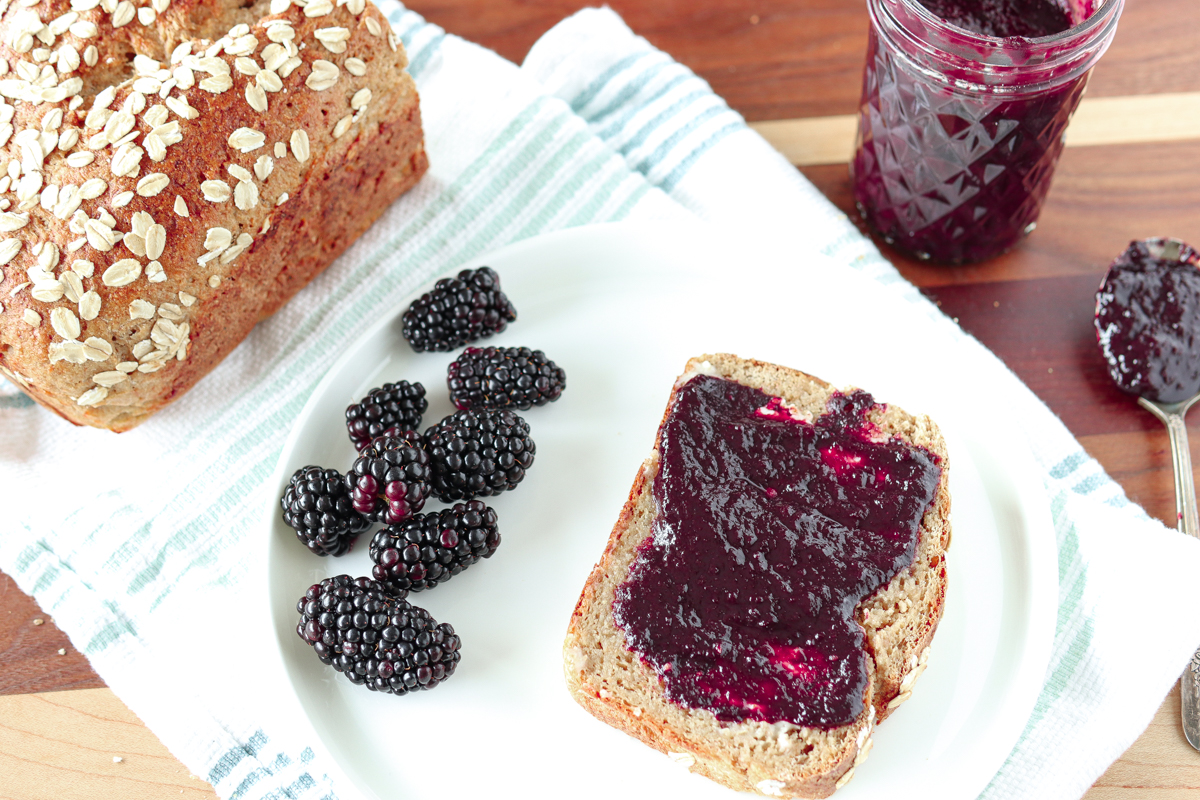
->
<box><xmin>563</xmin><ymin>354</ymin><xmax>951</xmax><ymax>798</ymax></box>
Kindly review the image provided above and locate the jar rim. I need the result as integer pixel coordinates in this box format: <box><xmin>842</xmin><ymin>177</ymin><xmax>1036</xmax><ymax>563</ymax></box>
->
<box><xmin>894</xmin><ymin>0</ymin><xmax>1121</xmax><ymax>47</ymax></box>
<box><xmin>869</xmin><ymin>0</ymin><xmax>1125</xmax><ymax>92</ymax></box>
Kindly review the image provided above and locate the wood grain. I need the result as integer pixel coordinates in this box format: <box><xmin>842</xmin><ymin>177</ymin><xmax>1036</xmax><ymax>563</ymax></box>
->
<box><xmin>799</xmin><ymin>140</ymin><xmax>1200</xmax><ymax>287</ymax></box>
<box><xmin>0</xmin><ymin>573</ymin><xmax>104</xmax><ymax>697</ymax></box>
<box><xmin>406</xmin><ymin>0</ymin><xmax>1200</xmax><ymax>121</ymax></box>
<box><xmin>750</xmin><ymin>115</ymin><xmax>858</xmax><ymax>167</ymax></box>
<box><xmin>1087</xmin><ymin>684</ymin><xmax>1200</xmax><ymax>798</ymax></box>
<box><xmin>922</xmin><ymin>274</ymin><xmax>1159</xmax><ymax>438</ymax></box>
<box><xmin>0</xmin><ymin>688</ymin><xmax>217</xmax><ymax>800</ymax></box>
<box><xmin>750</xmin><ymin>93</ymin><xmax>1200</xmax><ymax>166</ymax></box>
<box><xmin>1066</xmin><ymin>94</ymin><xmax>1200</xmax><ymax>148</ymax></box>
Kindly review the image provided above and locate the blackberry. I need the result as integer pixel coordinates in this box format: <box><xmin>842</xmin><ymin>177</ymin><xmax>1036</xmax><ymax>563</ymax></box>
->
<box><xmin>424</xmin><ymin>409</ymin><xmax>535</xmax><ymax>501</ymax></box>
<box><xmin>346</xmin><ymin>431</ymin><xmax>433</xmax><ymax>525</ymax></box>
<box><xmin>280</xmin><ymin>466</ymin><xmax>369</xmax><ymax>556</ymax></box>
<box><xmin>401</xmin><ymin>266</ymin><xmax>517</xmax><ymax>352</ymax></box>
<box><xmin>345</xmin><ymin>381</ymin><xmax>427</xmax><ymax>451</ymax></box>
<box><xmin>369</xmin><ymin>501</ymin><xmax>500</xmax><ymax>593</ymax></box>
<box><xmin>447</xmin><ymin>346</ymin><xmax>566</xmax><ymax>411</ymax></box>
<box><xmin>296</xmin><ymin>575</ymin><xmax>461</xmax><ymax>695</ymax></box>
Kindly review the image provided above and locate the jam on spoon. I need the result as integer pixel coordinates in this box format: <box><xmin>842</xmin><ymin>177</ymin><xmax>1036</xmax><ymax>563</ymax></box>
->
<box><xmin>1096</xmin><ymin>238</ymin><xmax>1200</xmax><ymax>403</ymax></box>
<box><xmin>1094</xmin><ymin>237</ymin><xmax>1200</xmax><ymax>751</ymax></box>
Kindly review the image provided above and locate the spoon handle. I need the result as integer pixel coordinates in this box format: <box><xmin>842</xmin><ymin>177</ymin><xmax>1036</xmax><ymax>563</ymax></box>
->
<box><xmin>1167</xmin><ymin>411</ymin><xmax>1200</xmax><ymax>537</ymax></box>
<box><xmin>1167</xmin><ymin>407</ymin><xmax>1200</xmax><ymax>750</ymax></box>
<box><xmin>1138</xmin><ymin>397</ymin><xmax>1200</xmax><ymax>749</ymax></box>
<box><xmin>1138</xmin><ymin>398</ymin><xmax>1200</xmax><ymax>536</ymax></box>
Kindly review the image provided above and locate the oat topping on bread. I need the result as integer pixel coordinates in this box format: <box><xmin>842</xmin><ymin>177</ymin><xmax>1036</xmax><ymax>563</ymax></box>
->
<box><xmin>564</xmin><ymin>354</ymin><xmax>952</xmax><ymax>799</ymax></box>
<box><xmin>0</xmin><ymin>0</ymin><xmax>428</xmax><ymax>430</ymax></box>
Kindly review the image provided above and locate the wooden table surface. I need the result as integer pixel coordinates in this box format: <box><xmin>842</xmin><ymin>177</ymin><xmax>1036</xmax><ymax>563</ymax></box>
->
<box><xmin>5</xmin><ymin>0</ymin><xmax>1200</xmax><ymax>797</ymax></box>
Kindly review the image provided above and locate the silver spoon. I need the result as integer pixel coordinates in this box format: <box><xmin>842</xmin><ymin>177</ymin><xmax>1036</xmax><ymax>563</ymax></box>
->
<box><xmin>1097</xmin><ymin>237</ymin><xmax>1200</xmax><ymax>750</ymax></box>
<box><xmin>1136</xmin><ymin>393</ymin><xmax>1200</xmax><ymax>749</ymax></box>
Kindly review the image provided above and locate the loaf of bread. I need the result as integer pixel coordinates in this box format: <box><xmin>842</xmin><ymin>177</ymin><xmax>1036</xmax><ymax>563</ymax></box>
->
<box><xmin>0</xmin><ymin>0</ymin><xmax>427</xmax><ymax>430</ymax></box>
<box><xmin>564</xmin><ymin>354</ymin><xmax>951</xmax><ymax>798</ymax></box>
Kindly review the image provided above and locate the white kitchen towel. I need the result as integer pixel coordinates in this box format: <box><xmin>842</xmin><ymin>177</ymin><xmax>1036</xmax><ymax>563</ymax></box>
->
<box><xmin>1</xmin><ymin>5</ymin><xmax>1197</xmax><ymax>800</ymax></box>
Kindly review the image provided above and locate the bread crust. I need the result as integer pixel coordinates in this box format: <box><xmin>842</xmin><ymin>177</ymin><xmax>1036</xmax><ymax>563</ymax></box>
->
<box><xmin>0</xmin><ymin>0</ymin><xmax>427</xmax><ymax>430</ymax></box>
<box><xmin>564</xmin><ymin>354</ymin><xmax>951</xmax><ymax>798</ymax></box>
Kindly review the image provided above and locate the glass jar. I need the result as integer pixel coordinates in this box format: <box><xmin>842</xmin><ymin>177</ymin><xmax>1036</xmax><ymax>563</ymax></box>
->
<box><xmin>850</xmin><ymin>0</ymin><xmax>1124</xmax><ymax>264</ymax></box>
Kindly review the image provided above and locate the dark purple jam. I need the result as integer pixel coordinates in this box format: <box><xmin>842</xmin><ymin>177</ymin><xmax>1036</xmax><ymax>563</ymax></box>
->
<box><xmin>1095</xmin><ymin>238</ymin><xmax>1200</xmax><ymax>404</ymax></box>
<box><xmin>916</xmin><ymin>0</ymin><xmax>1073</xmax><ymax>38</ymax></box>
<box><xmin>612</xmin><ymin>376</ymin><xmax>942</xmax><ymax>729</ymax></box>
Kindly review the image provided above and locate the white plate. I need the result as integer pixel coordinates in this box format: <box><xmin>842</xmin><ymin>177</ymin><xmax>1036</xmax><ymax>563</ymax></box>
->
<box><xmin>263</xmin><ymin>222</ymin><xmax>1056</xmax><ymax>800</ymax></box>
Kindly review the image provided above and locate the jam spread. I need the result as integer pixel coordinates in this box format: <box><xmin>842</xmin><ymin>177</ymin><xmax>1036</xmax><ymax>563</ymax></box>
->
<box><xmin>1095</xmin><ymin>239</ymin><xmax>1200</xmax><ymax>404</ymax></box>
<box><xmin>612</xmin><ymin>376</ymin><xmax>942</xmax><ymax>729</ymax></box>
<box><xmin>916</xmin><ymin>0</ymin><xmax>1073</xmax><ymax>38</ymax></box>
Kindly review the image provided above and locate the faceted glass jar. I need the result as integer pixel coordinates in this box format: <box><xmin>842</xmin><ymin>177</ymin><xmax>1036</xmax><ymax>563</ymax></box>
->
<box><xmin>850</xmin><ymin>0</ymin><xmax>1124</xmax><ymax>264</ymax></box>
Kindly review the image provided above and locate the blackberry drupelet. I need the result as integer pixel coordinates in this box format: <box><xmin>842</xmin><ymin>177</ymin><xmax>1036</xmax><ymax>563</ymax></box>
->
<box><xmin>347</xmin><ymin>431</ymin><xmax>433</xmax><ymax>525</ymax></box>
<box><xmin>447</xmin><ymin>346</ymin><xmax>566</xmax><ymax>411</ymax></box>
<box><xmin>346</xmin><ymin>381</ymin><xmax>428</xmax><ymax>451</ymax></box>
<box><xmin>401</xmin><ymin>266</ymin><xmax>517</xmax><ymax>352</ymax></box>
<box><xmin>369</xmin><ymin>501</ymin><xmax>500</xmax><ymax>593</ymax></box>
<box><xmin>281</xmin><ymin>467</ymin><xmax>369</xmax><ymax>557</ymax></box>
<box><xmin>296</xmin><ymin>575</ymin><xmax>461</xmax><ymax>695</ymax></box>
<box><xmin>424</xmin><ymin>408</ymin><xmax>536</xmax><ymax>501</ymax></box>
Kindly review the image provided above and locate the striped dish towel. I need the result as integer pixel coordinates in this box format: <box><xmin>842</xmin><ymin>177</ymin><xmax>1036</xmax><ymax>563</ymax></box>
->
<box><xmin>3</xmin><ymin>5</ymin><xmax>1200</xmax><ymax>800</ymax></box>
